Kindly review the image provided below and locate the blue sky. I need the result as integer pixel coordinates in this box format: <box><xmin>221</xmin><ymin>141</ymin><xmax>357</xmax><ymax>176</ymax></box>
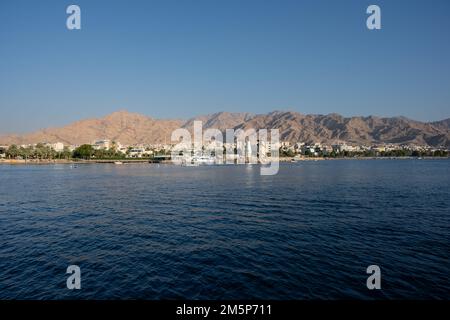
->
<box><xmin>1</xmin><ymin>0</ymin><xmax>449</xmax><ymax>133</ymax></box>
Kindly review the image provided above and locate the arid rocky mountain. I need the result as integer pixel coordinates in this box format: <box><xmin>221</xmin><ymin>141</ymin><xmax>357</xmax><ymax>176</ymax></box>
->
<box><xmin>0</xmin><ymin>110</ymin><xmax>449</xmax><ymax>147</ymax></box>
<box><xmin>0</xmin><ymin>111</ymin><xmax>183</xmax><ymax>146</ymax></box>
<box><xmin>235</xmin><ymin>111</ymin><xmax>450</xmax><ymax>147</ymax></box>
<box><xmin>183</xmin><ymin>112</ymin><xmax>254</xmax><ymax>132</ymax></box>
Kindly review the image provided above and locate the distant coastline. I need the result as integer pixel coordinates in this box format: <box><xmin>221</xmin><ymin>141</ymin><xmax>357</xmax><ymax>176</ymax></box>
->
<box><xmin>1</xmin><ymin>156</ymin><xmax>449</xmax><ymax>165</ymax></box>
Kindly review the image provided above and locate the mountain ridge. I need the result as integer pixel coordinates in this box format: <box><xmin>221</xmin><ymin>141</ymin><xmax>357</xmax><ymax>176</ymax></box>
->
<box><xmin>0</xmin><ymin>110</ymin><xmax>449</xmax><ymax>147</ymax></box>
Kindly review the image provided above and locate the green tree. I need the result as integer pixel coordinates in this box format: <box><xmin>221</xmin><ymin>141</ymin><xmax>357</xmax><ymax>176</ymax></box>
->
<box><xmin>73</xmin><ymin>144</ymin><xmax>94</xmax><ymax>159</ymax></box>
<box><xmin>326</xmin><ymin>151</ymin><xmax>337</xmax><ymax>158</ymax></box>
<box><xmin>285</xmin><ymin>149</ymin><xmax>295</xmax><ymax>157</ymax></box>
<box><xmin>111</xmin><ymin>141</ymin><xmax>118</xmax><ymax>152</ymax></box>
<box><xmin>34</xmin><ymin>143</ymin><xmax>47</xmax><ymax>159</ymax></box>
<box><xmin>304</xmin><ymin>149</ymin><xmax>312</xmax><ymax>157</ymax></box>
<box><xmin>60</xmin><ymin>146</ymin><xmax>72</xmax><ymax>160</ymax></box>
<box><xmin>6</xmin><ymin>145</ymin><xmax>19</xmax><ymax>159</ymax></box>
<box><xmin>19</xmin><ymin>146</ymin><xmax>33</xmax><ymax>161</ymax></box>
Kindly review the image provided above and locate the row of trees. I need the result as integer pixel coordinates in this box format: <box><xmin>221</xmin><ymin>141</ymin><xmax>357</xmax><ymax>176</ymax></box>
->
<box><xmin>1</xmin><ymin>144</ymin><xmax>127</xmax><ymax>160</ymax></box>
<box><xmin>2</xmin><ymin>143</ymin><xmax>72</xmax><ymax>160</ymax></box>
<box><xmin>2</xmin><ymin>144</ymin><xmax>448</xmax><ymax>160</ymax></box>
<box><xmin>278</xmin><ymin>147</ymin><xmax>449</xmax><ymax>158</ymax></box>
<box><xmin>72</xmin><ymin>144</ymin><xmax>126</xmax><ymax>160</ymax></box>
<box><xmin>322</xmin><ymin>149</ymin><xmax>449</xmax><ymax>158</ymax></box>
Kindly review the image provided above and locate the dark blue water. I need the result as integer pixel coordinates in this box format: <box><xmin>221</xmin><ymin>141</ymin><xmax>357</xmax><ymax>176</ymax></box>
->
<box><xmin>0</xmin><ymin>160</ymin><xmax>449</xmax><ymax>299</ymax></box>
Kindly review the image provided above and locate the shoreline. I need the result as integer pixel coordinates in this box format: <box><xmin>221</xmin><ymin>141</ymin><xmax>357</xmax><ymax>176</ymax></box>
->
<box><xmin>0</xmin><ymin>159</ymin><xmax>151</xmax><ymax>165</ymax></box>
<box><xmin>0</xmin><ymin>156</ymin><xmax>449</xmax><ymax>165</ymax></box>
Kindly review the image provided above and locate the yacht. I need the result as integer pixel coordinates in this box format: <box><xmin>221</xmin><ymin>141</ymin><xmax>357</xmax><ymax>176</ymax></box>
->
<box><xmin>192</xmin><ymin>156</ymin><xmax>215</xmax><ymax>165</ymax></box>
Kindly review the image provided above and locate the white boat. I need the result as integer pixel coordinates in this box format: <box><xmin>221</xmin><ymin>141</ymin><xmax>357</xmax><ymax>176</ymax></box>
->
<box><xmin>114</xmin><ymin>161</ymin><xmax>123</xmax><ymax>165</ymax></box>
<box><xmin>193</xmin><ymin>156</ymin><xmax>215</xmax><ymax>165</ymax></box>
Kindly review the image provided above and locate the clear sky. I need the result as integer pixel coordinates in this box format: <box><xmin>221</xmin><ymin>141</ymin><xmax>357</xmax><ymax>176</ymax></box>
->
<box><xmin>1</xmin><ymin>0</ymin><xmax>449</xmax><ymax>134</ymax></box>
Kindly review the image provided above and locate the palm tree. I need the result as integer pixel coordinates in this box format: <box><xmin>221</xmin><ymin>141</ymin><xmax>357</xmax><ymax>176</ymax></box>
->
<box><xmin>6</xmin><ymin>145</ymin><xmax>19</xmax><ymax>159</ymax></box>
<box><xmin>111</xmin><ymin>140</ymin><xmax>118</xmax><ymax>152</ymax></box>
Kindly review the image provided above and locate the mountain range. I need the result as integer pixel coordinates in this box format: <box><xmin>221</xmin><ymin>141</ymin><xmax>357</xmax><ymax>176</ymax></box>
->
<box><xmin>0</xmin><ymin>110</ymin><xmax>449</xmax><ymax>147</ymax></box>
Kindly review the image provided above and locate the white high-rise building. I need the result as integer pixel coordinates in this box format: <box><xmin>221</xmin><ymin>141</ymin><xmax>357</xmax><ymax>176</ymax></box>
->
<box><xmin>51</xmin><ymin>142</ymin><xmax>64</xmax><ymax>152</ymax></box>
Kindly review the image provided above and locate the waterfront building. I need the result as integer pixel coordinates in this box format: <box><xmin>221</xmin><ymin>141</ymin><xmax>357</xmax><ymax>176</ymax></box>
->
<box><xmin>332</xmin><ymin>144</ymin><xmax>357</xmax><ymax>153</ymax></box>
<box><xmin>50</xmin><ymin>142</ymin><xmax>64</xmax><ymax>152</ymax></box>
<box><xmin>92</xmin><ymin>139</ymin><xmax>111</xmax><ymax>150</ymax></box>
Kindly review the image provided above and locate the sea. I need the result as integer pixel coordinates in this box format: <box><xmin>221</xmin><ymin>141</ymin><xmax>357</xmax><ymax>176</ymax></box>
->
<box><xmin>0</xmin><ymin>159</ymin><xmax>449</xmax><ymax>299</ymax></box>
